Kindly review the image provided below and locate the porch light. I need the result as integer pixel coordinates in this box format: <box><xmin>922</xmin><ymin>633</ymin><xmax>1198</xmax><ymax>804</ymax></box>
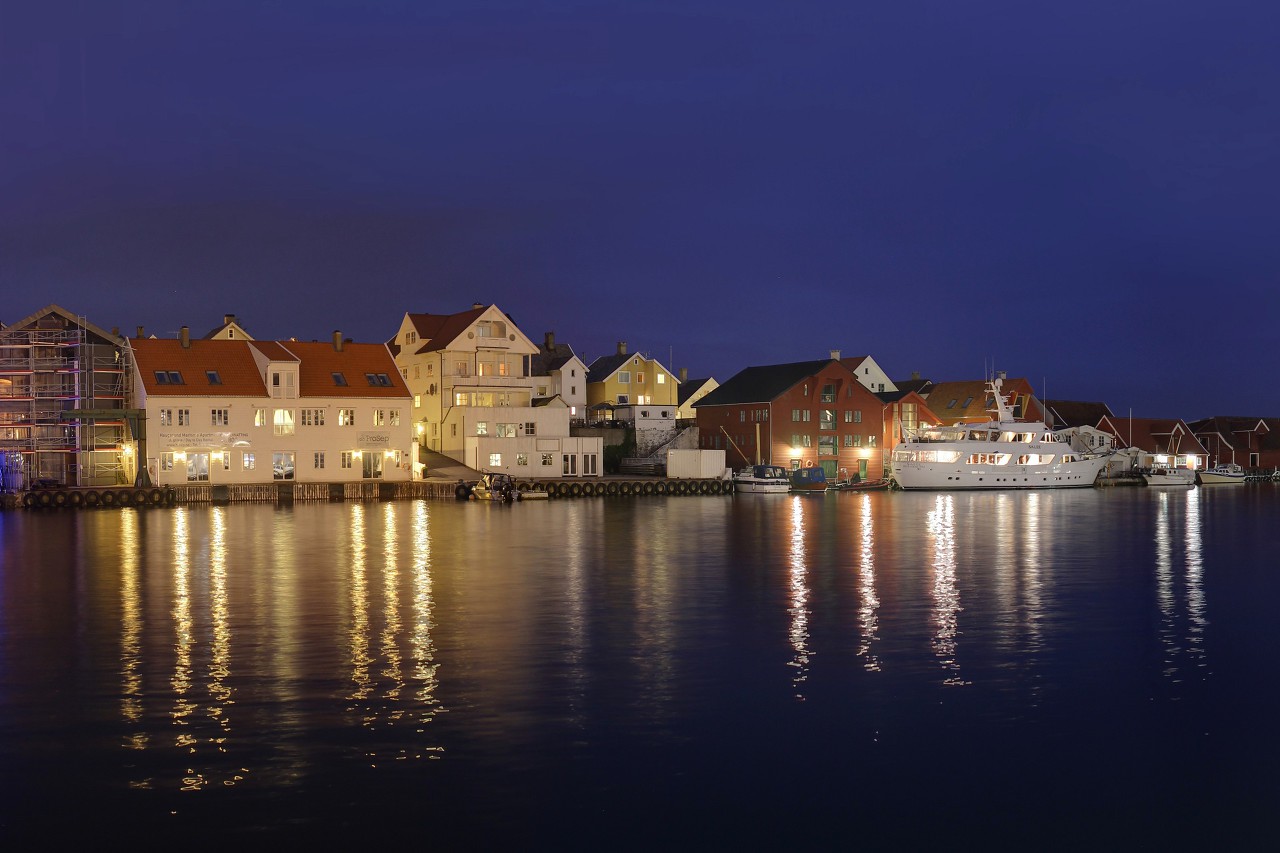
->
<box><xmin>174</xmin><ymin>451</ymin><xmax>187</xmax><ymax>461</ymax></box>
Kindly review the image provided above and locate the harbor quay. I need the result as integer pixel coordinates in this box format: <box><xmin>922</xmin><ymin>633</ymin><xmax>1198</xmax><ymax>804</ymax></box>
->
<box><xmin>0</xmin><ymin>474</ymin><xmax>734</xmax><ymax>511</ymax></box>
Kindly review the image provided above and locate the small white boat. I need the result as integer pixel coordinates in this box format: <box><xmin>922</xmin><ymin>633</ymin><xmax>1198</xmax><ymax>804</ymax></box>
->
<box><xmin>733</xmin><ymin>465</ymin><xmax>791</xmax><ymax>494</ymax></box>
<box><xmin>1198</xmin><ymin>464</ymin><xmax>1247</xmax><ymax>485</ymax></box>
<box><xmin>1140</xmin><ymin>467</ymin><xmax>1196</xmax><ymax>487</ymax></box>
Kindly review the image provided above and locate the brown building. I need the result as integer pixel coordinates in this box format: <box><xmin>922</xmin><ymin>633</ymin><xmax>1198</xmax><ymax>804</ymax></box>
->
<box><xmin>694</xmin><ymin>358</ymin><xmax>887</xmax><ymax>482</ymax></box>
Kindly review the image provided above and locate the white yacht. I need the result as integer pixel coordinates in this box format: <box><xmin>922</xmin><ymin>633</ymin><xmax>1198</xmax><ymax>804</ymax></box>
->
<box><xmin>890</xmin><ymin>377</ymin><xmax>1113</xmax><ymax>491</ymax></box>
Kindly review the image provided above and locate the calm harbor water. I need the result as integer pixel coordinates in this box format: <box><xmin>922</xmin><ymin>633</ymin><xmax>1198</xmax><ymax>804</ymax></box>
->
<box><xmin>2</xmin><ymin>487</ymin><xmax>1279</xmax><ymax>847</ymax></box>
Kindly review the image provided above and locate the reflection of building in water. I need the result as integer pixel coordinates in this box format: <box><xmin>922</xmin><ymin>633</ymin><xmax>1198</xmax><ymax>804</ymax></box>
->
<box><xmin>927</xmin><ymin>495</ymin><xmax>966</xmax><ymax>686</ymax></box>
<box><xmin>171</xmin><ymin>509</ymin><xmax>199</xmax><ymax>775</ymax></box>
<box><xmin>855</xmin><ymin>494</ymin><xmax>880</xmax><ymax>672</ymax></box>
<box><xmin>788</xmin><ymin>498</ymin><xmax>811</xmax><ymax>698</ymax></box>
<box><xmin>1155</xmin><ymin>489</ymin><xmax>1209</xmax><ymax>685</ymax></box>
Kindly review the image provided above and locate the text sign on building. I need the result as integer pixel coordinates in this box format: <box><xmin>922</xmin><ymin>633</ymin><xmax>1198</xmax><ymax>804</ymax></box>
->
<box><xmin>159</xmin><ymin>431</ymin><xmax>249</xmax><ymax>449</ymax></box>
<box><xmin>357</xmin><ymin>432</ymin><xmax>392</xmax><ymax>449</ymax></box>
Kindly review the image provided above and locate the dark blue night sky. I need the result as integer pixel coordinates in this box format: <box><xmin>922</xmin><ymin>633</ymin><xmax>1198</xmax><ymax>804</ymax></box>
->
<box><xmin>4</xmin><ymin>1</ymin><xmax>1278</xmax><ymax>418</ymax></box>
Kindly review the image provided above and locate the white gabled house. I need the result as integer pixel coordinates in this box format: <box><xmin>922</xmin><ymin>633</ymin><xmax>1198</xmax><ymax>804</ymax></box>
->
<box><xmin>391</xmin><ymin>304</ymin><xmax>603</xmax><ymax>478</ymax></box>
<box><xmin>129</xmin><ymin>328</ymin><xmax>414</xmax><ymax>485</ymax></box>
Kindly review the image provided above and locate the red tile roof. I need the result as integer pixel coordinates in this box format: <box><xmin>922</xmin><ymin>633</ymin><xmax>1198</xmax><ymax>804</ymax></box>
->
<box><xmin>278</xmin><ymin>341</ymin><xmax>410</xmax><ymax>398</ymax></box>
<box><xmin>131</xmin><ymin>338</ymin><xmax>409</xmax><ymax>399</ymax></box>
<box><xmin>407</xmin><ymin>307</ymin><xmax>487</xmax><ymax>354</ymax></box>
<box><xmin>130</xmin><ymin>338</ymin><xmax>268</xmax><ymax>396</ymax></box>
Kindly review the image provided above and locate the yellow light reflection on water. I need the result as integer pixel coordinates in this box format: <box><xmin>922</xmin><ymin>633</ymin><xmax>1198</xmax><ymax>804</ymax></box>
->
<box><xmin>171</xmin><ymin>509</ymin><xmax>197</xmax><ymax>740</ymax></box>
<box><xmin>348</xmin><ymin>504</ymin><xmax>371</xmax><ymax>702</ymax></box>
<box><xmin>208</xmin><ymin>507</ymin><xmax>233</xmax><ymax>741</ymax></box>
<box><xmin>381</xmin><ymin>502</ymin><xmax>404</xmax><ymax>708</ymax></box>
<box><xmin>410</xmin><ymin>500</ymin><xmax>444</xmax><ymax>735</ymax></box>
<box><xmin>119</xmin><ymin>510</ymin><xmax>144</xmax><ymax>734</ymax></box>
<box><xmin>787</xmin><ymin>497</ymin><xmax>810</xmax><ymax>699</ymax></box>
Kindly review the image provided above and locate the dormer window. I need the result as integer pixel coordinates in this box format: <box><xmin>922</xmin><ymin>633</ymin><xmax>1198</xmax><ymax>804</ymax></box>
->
<box><xmin>206</xmin><ymin>370</ymin><xmax>222</xmax><ymax>385</ymax></box>
<box><xmin>365</xmin><ymin>373</ymin><xmax>392</xmax><ymax>387</ymax></box>
<box><xmin>332</xmin><ymin>372</ymin><xmax>348</xmax><ymax>386</ymax></box>
<box><xmin>154</xmin><ymin>371</ymin><xmax>184</xmax><ymax>385</ymax></box>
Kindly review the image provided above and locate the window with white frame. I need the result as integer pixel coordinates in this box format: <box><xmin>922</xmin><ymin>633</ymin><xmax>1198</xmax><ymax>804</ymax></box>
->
<box><xmin>619</xmin><ymin>371</ymin><xmax>631</xmax><ymax>384</ymax></box>
<box><xmin>161</xmin><ymin>452</ymin><xmax>174</xmax><ymax>471</ymax></box>
<box><xmin>243</xmin><ymin>451</ymin><xmax>256</xmax><ymax>469</ymax></box>
<box><xmin>212</xmin><ymin>409</ymin><xmax>228</xmax><ymax>426</ymax></box>
<box><xmin>338</xmin><ymin>409</ymin><xmax>355</xmax><ymax>426</ymax></box>
<box><xmin>341</xmin><ymin>451</ymin><xmax>353</xmax><ymax>469</ymax></box>
<box><xmin>274</xmin><ymin>409</ymin><xmax>295</xmax><ymax>436</ymax></box>
<box><xmin>489</xmin><ymin>453</ymin><xmax>502</xmax><ymax>467</ymax></box>
<box><xmin>314</xmin><ymin>451</ymin><xmax>325</xmax><ymax>469</ymax></box>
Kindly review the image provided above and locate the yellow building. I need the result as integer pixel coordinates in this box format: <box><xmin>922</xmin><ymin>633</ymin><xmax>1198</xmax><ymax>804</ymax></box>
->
<box><xmin>586</xmin><ymin>342</ymin><xmax>679</xmax><ymax>415</ymax></box>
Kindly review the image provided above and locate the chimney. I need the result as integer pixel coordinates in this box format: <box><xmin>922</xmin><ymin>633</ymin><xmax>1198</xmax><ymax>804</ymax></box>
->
<box><xmin>333</xmin><ymin>330</ymin><xmax>344</xmax><ymax>352</ymax></box>
<box><xmin>224</xmin><ymin>313</ymin><xmax>236</xmax><ymax>325</ymax></box>
<box><xmin>472</xmin><ymin>302</ymin><xmax>484</xmax><ymax>310</ymax></box>
<box><xmin>111</xmin><ymin>327</ymin><xmax>119</xmax><ymax>337</ymax></box>
<box><xmin>180</xmin><ymin>326</ymin><xmax>190</xmax><ymax>348</ymax></box>
<box><xmin>136</xmin><ymin>326</ymin><xmax>144</xmax><ymax>338</ymax></box>
<box><xmin>617</xmin><ymin>341</ymin><xmax>627</xmax><ymax>356</ymax></box>
<box><xmin>997</xmin><ymin>370</ymin><xmax>1007</xmax><ymax>380</ymax></box>
<box><xmin>545</xmin><ymin>331</ymin><xmax>555</xmax><ymax>351</ymax></box>
<box><xmin>912</xmin><ymin>371</ymin><xmax>920</xmax><ymax>380</ymax></box>
<box><xmin>830</xmin><ymin>349</ymin><xmax>841</xmax><ymax>361</ymax></box>
<box><xmin>679</xmin><ymin>367</ymin><xmax>688</xmax><ymax>383</ymax></box>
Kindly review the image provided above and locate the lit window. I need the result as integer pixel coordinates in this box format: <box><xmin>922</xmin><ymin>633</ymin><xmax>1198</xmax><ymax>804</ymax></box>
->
<box><xmin>489</xmin><ymin>453</ymin><xmax>501</xmax><ymax>467</ymax></box>
<box><xmin>243</xmin><ymin>452</ymin><xmax>256</xmax><ymax>470</ymax></box>
<box><xmin>657</xmin><ymin>373</ymin><xmax>665</xmax><ymax>384</ymax></box>
<box><xmin>338</xmin><ymin>409</ymin><xmax>355</xmax><ymax>426</ymax></box>
<box><xmin>274</xmin><ymin>409</ymin><xmax>295</xmax><ymax>436</ymax></box>
<box><xmin>516</xmin><ymin>453</ymin><xmax>529</xmax><ymax>466</ymax></box>
<box><xmin>255</xmin><ymin>409</ymin><xmax>267</xmax><ymax>427</ymax></box>
<box><xmin>160</xmin><ymin>452</ymin><xmax>174</xmax><ymax>471</ymax></box>
<box><xmin>476</xmin><ymin>422</ymin><xmax>488</xmax><ymax>436</ymax></box>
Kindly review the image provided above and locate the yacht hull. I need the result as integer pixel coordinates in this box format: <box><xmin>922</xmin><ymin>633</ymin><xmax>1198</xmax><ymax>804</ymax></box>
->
<box><xmin>891</xmin><ymin>455</ymin><xmax>1110</xmax><ymax>490</ymax></box>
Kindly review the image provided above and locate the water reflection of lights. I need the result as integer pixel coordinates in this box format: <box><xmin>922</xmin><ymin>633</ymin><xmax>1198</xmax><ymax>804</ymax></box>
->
<box><xmin>410</xmin><ymin>501</ymin><xmax>445</xmax><ymax>734</ymax></box>
<box><xmin>171</xmin><ymin>509</ymin><xmax>197</xmax><ymax>743</ymax></box>
<box><xmin>855</xmin><ymin>494</ymin><xmax>880</xmax><ymax>672</ymax></box>
<box><xmin>1020</xmin><ymin>493</ymin><xmax>1044</xmax><ymax>656</ymax></box>
<box><xmin>208</xmin><ymin>507</ymin><xmax>234</xmax><ymax>751</ymax></box>
<box><xmin>1155</xmin><ymin>489</ymin><xmax>1209</xmax><ymax>684</ymax></box>
<box><xmin>927</xmin><ymin>495</ymin><xmax>966</xmax><ymax>686</ymax></box>
<box><xmin>1185</xmin><ymin>489</ymin><xmax>1207</xmax><ymax>669</ymax></box>
<box><xmin>788</xmin><ymin>497</ymin><xmax>811</xmax><ymax>699</ymax></box>
<box><xmin>119</xmin><ymin>510</ymin><xmax>144</xmax><ymax>743</ymax></box>
<box><xmin>349</xmin><ymin>504</ymin><xmax>372</xmax><ymax>702</ymax></box>
<box><xmin>381</xmin><ymin>503</ymin><xmax>404</xmax><ymax>708</ymax></box>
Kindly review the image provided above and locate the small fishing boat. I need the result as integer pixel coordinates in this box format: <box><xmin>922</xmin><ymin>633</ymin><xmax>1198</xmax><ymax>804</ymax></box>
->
<box><xmin>1198</xmin><ymin>463</ymin><xmax>1247</xmax><ymax>485</ymax></box>
<box><xmin>460</xmin><ymin>472</ymin><xmax>529</xmax><ymax>502</ymax></box>
<box><xmin>790</xmin><ymin>465</ymin><xmax>829</xmax><ymax>492</ymax></box>
<box><xmin>833</xmin><ymin>478</ymin><xmax>890</xmax><ymax>492</ymax></box>
<box><xmin>733</xmin><ymin>465</ymin><xmax>791</xmax><ymax>494</ymax></box>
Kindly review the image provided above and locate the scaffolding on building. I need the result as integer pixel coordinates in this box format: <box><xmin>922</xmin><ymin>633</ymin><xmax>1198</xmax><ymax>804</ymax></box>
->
<box><xmin>0</xmin><ymin>315</ymin><xmax>131</xmax><ymax>487</ymax></box>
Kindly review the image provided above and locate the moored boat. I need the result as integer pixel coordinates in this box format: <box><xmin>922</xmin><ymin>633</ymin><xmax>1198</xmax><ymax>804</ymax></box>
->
<box><xmin>733</xmin><ymin>465</ymin><xmax>791</xmax><ymax>494</ymax></box>
<box><xmin>1197</xmin><ymin>463</ymin><xmax>1246</xmax><ymax>485</ymax></box>
<box><xmin>790</xmin><ymin>465</ymin><xmax>828</xmax><ymax>492</ymax></box>
<box><xmin>1140</xmin><ymin>466</ymin><xmax>1196</xmax><ymax>487</ymax></box>
<box><xmin>890</xmin><ymin>376</ymin><xmax>1113</xmax><ymax>491</ymax></box>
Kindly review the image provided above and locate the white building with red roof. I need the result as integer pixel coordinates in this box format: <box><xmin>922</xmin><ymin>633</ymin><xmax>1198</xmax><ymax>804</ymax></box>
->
<box><xmin>128</xmin><ymin>327</ymin><xmax>413</xmax><ymax>485</ymax></box>
<box><xmin>390</xmin><ymin>304</ymin><xmax>602</xmax><ymax>478</ymax></box>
